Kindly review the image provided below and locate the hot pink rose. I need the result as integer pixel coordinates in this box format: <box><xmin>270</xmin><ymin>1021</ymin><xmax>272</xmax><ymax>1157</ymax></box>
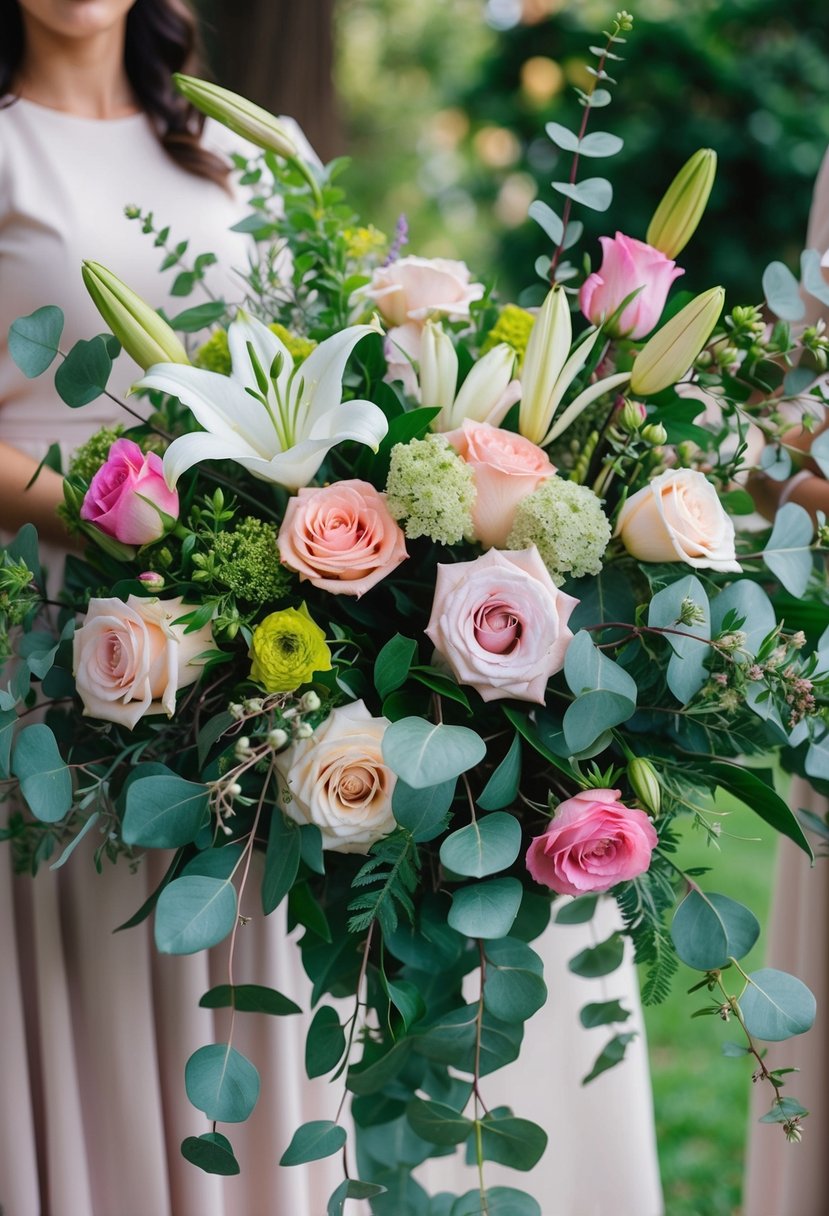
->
<box><xmin>526</xmin><ymin>788</ymin><xmax>658</xmax><ymax>896</ymax></box>
<box><xmin>446</xmin><ymin>420</ymin><xmax>556</xmax><ymax>547</ymax></box>
<box><xmin>278</xmin><ymin>480</ymin><xmax>408</xmax><ymax>596</ymax></box>
<box><xmin>425</xmin><ymin>547</ymin><xmax>577</xmax><ymax>704</ymax></box>
<box><xmin>579</xmin><ymin>233</ymin><xmax>683</xmax><ymax>339</ymax></box>
<box><xmin>80</xmin><ymin>438</ymin><xmax>179</xmax><ymax>545</ymax></box>
<box><xmin>365</xmin><ymin>256</ymin><xmax>484</xmax><ymax>328</ymax></box>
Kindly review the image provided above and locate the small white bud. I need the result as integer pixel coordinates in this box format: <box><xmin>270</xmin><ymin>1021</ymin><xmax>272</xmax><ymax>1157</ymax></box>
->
<box><xmin>267</xmin><ymin>728</ymin><xmax>289</xmax><ymax>749</ymax></box>
<box><xmin>300</xmin><ymin>690</ymin><xmax>321</xmax><ymax>713</ymax></box>
<box><xmin>228</xmin><ymin>702</ymin><xmax>245</xmax><ymax>720</ymax></box>
<box><xmin>295</xmin><ymin>722</ymin><xmax>314</xmax><ymax>739</ymax></box>
<box><xmin>226</xmin><ymin>782</ymin><xmax>243</xmax><ymax>797</ymax></box>
<box><xmin>243</xmin><ymin>697</ymin><xmax>264</xmax><ymax>713</ymax></box>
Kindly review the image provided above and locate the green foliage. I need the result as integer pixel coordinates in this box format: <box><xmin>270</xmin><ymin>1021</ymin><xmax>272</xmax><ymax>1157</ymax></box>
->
<box><xmin>180</xmin><ymin>1132</ymin><xmax>240</xmax><ymax>1176</ymax></box>
<box><xmin>382</xmin><ymin>718</ymin><xmax>487</xmax><ymax>789</ymax></box>
<box><xmin>439</xmin><ymin>813</ymin><xmax>522</xmax><ymax>879</ymax></box>
<box><xmin>185</xmin><ymin>1042</ymin><xmax>260</xmax><ymax>1122</ymax></box>
<box><xmin>11</xmin><ymin>724</ymin><xmax>72</xmax><ymax>823</ymax></box>
<box><xmin>209</xmin><ymin>516</ymin><xmax>293</xmax><ymax>604</ymax></box>
<box><xmin>280</xmin><ymin>1120</ymin><xmax>347</xmax><ymax>1165</ymax></box>
<box><xmin>739</xmin><ymin>968</ymin><xmax>817</xmax><ymax>1041</ymax></box>
<box><xmin>348</xmin><ymin>830</ymin><xmax>421</xmax><ymax>934</ymax></box>
<box><xmin>154</xmin><ymin>875</ymin><xmax>237</xmax><ymax>954</ymax></box>
<box><xmin>8</xmin><ymin>305</ymin><xmax>64</xmax><ymax>377</ymax></box>
<box><xmin>54</xmin><ymin>336</ymin><xmax>114</xmax><ymax>407</ymax></box>
<box><xmin>671</xmin><ymin>890</ymin><xmax>760</xmax><ymax>971</ymax></box>
<box><xmin>198</xmin><ymin>984</ymin><xmax>301</xmax><ymax>1016</ymax></box>
<box><xmin>447</xmin><ymin>878</ymin><xmax>523</xmax><ymax>939</ymax></box>
<box><xmin>121</xmin><ymin>774</ymin><xmax>210</xmax><ymax>848</ymax></box>
<box><xmin>761</xmin><ymin>503</ymin><xmax>816</xmax><ymax>597</ymax></box>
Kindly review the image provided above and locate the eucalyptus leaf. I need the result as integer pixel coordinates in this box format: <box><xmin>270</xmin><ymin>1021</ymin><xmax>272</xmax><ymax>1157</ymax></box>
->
<box><xmin>185</xmin><ymin>1042</ymin><xmax>260</xmax><ymax>1122</ymax></box>
<box><xmin>440</xmin><ymin>813</ymin><xmax>521</xmax><ymax>879</ymax></box>
<box><xmin>11</xmin><ymin>724</ymin><xmax>72</xmax><ymax>823</ymax></box>
<box><xmin>406</xmin><ymin>1098</ymin><xmax>474</xmax><ymax>1146</ymax></box>
<box><xmin>579</xmin><ymin>999</ymin><xmax>631</xmax><ymax>1028</ymax></box>
<box><xmin>567</xmin><ymin>933</ymin><xmax>624</xmax><ymax>978</ymax></box>
<box><xmin>477</xmin><ymin>734</ymin><xmax>521</xmax><ymax>811</ymax></box>
<box><xmin>647</xmin><ymin>575</ymin><xmax>711</xmax><ymax>702</ymax></box>
<box><xmin>375</xmin><ymin>634</ymin><xmax>418</xmax><ymax>700</ymax></box>
<box><xmin>451</xmin><ymin>1189</ymin><xmax>541</xmax><ymax>1216</ymax></box>
<box><xmin>448</xmin><ymin>878</ymin><xmax>523</xmax><ymax>939</ymax></box>
<box><xmin>280</xmin><ymin>1120</ymin><xmax>346</xmax><ymax>1166</ymax></box>
<box><xmin>198</xmin><ymin>984</ymin><xmax>300</xmax><ymax>1016</ymax></box>
<box><xmin>393</xmin><ymin>776</ymin><xmax>456</xmax><ymax>841</ymax></box>
<box><xmin>762</xmin><ymin>261</ymin><xmax>805</xmax><ymax>321</ymax></box>
<box><xmin>799</xmin><ymin>247</ymin><xmax>829</xmax><ymax>307</ymax></box>
<box><xmin>762</xmin><ymin>503</ymin><xmax>815</xmax><ymax>597</ymax></box>
<box><xmin>326</xmin><ymin>1180</ymin><xmax>387</xmax><ymax>1216</ymax></box>
<box><xmin>740</xmin><ymin>969</ymin><xmax>816</xmax><ymax>1041</ymax></box>
<box><xmin>563</xmin><ymin>631</ymin><xmax>636</xmax><ymax>751</ymax></box>
<box><xmin>180</xmin><ymin>1132</ymin><xmax>240</xmax><ymax>1176</ymax></box>
<box><xmin>383</xmin><ymin>717</ymin><xmax>486</xmax><ymax>789</ymax></box>
<box><xmin>710</xmin><ymin>581</ymin><xmax>776</xmax><ymax>661</ymax></box>
<box><xmin>154</xmin><ymin>875</ymin><xmax>237</xmax><ymax>954</ymax></box>
<box><xmin>555</xmin><ymin>895</ymin><xmax>598</xmax><ymax>925</ymax></box>
<box><xmin>578</xmin><ymin>131</ymin><xmax>624</xmax><ymax>157</ymax></box>
<box><xmin>545</xmin><ymin>121</ymin><xmax>580</xmax><ymax>152</ymax></box>
<box><xmin>262</xmin><ymin>810</ymin><xmax>301</xmax><ymax>914</ymax></box>
<box><xmin>478</xmin><ymin>1113</ymin><xmax>548</xmax><ymax>1171</ymax></box>
<box><xmin>54</xmin><ymin>335</ymin><xmax>113</xmax><ymax>406</ymax></box>
<box><xmin>122</xmin><ymin>775</ymin><xmax>209</xmax><ymax>848</ymax></box>
<box><xmin>484</xmin><ymin>938</ymin><xmax>547</xmax><ymax>1024</ymax></box>
<box><xmin>305</xmin><ymin>1005</ymin><xmax>346</xmax><ymax>1078</ymax></box>
<box><xmin>8</xmin><ymin>305</ymin><xmax>64</xmax><ymax>377</ymax></box>
<box><xmin>551</xmin><ymin>177</ymin><xmax>613</xmax><ymax>212</ymax></box>
<box><xmin>671</xmin><ymin>889</ymin><xmax>760</xmax><ymax>970</ymax></box>
<box><xmin>527</xmin><ymin>200</ymin><xmax>563</xmax><ymax>245</ymax></box>
<box><xmin>583</xmin><ymin>1032</ymin><xmax>636</xmax><ymax>1084</ymax></box>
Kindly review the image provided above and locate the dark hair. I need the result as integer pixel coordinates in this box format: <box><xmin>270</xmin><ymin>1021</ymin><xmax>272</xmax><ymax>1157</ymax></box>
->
<box><xmin>0</xmin><ymin>0</ymin><xmax>229</xmax><ymax>187</ymax></box>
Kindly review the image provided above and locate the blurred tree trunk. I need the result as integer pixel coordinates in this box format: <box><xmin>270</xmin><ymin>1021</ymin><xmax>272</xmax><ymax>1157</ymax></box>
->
<box><xmin>200</xmin><ymin>0</ymin><xmax>343</xmax><ymax>161</ymax></box>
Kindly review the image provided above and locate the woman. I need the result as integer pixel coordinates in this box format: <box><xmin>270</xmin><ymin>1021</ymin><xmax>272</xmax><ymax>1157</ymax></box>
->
<box><xmin>0</xmin><ymin>4</ymin><xmax>349</xmax><ymax>1214</ymax></box>
<box><xmin>742</xmin><ymin>151</ymin><xmax>829</xmax><ymax>1216</ymax></box>
<box><xmin>0</xmin><ymin>5</ymin><xmax>664</xmax><ymax>1214</ymax></box>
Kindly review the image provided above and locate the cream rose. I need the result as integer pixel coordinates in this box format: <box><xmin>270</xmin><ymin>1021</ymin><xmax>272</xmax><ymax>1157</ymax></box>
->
<box><xmin>447</xmin><ymin>420</ymin><xmax>556</xmax><ymax>547</ymax></box>
<box><xmin>275</xmin><ymin>701</ymin><xmax>397</xmax><ymax>853</ymax></box>
<box><xmin>365</xmin><ymin>256</ymin><xmax>484</xmax><ymax>328</ymax></box>
<box><xmin>425</xmin><ymin>548</ymin><xmax>578</xmax><ymax>704</ymax></box>
<box><xmin>615</xmin><ymin>469</ymin><xmax>740</xmax><ymax>572</ymax></box>
<box><xmin>73</xmin><ymin>596</ymin><xmax>214</xmax><ymax>729</ymax></box>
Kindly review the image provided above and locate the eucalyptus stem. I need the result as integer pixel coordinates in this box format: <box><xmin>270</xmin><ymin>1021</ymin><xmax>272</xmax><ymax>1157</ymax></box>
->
<box><xmin>473</xmin><ymin>938</ymin><xmax>489</xmax><ymax>1213</ymax></box>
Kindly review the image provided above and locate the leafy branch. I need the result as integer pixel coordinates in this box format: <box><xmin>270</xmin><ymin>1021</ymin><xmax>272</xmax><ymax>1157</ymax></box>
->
<box><xmin>347</xmin><ymin>830</ymin><xmax>421</xmax><ymax>935</ymax></box>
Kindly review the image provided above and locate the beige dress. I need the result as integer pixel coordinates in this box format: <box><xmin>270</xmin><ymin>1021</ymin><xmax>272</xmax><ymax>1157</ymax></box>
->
<box><xmin>743</xmin><ymin>147</ymin><xmax>829</xmax><ymax>1216</ymax></box>
<box><xmin>0</xmin><ymin>99</ymin><xmax>663</xmax><ymax>1216</ymax></box>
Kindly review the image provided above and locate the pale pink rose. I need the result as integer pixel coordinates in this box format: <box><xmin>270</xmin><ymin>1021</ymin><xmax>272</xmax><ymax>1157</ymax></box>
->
<box><xmin>275</xmin><ymin>701</ymin><xmax>396</xmax><ymax>853</ymax></box>
<box><xmin>80</xmin><ymin>438</ymin><xmax>179</xmax><ymax>545</ymax></box>
<box><xmin>365</xmin><ymin>256</ymin><xmax>485</xmax><ymax>328</ymax></box>
<box><xmin>425</xmin><ymin>547</ymin><xmax>578</xmax><ymax>704</ymax></box>
<box><xmin>73</xmin><ymin>595</ymin><xmax>213</xmax><ymax>729</ymax></box>
<box><xmin>526</xmin><ymin>788</ymin><xmax>658</xmax><ymax>896</ymax></box>
<box><xmin>446</xmin><ymin>420</ymin><xmax>556</xmax><ymax>547</ymax></box>
<box><xmin>579</xmin><ymin>233</ymin><xmax>684</xmax><ymax>339</ymax></box>
<box><xmin>615</xmin><ymin>468</ymin><xmax>740</xmax><ymax>572</ymax></box>
<box><xmin>278</xmin><ymin>480</ymin><xmax>407</xmax><ymax>597</ymax></box>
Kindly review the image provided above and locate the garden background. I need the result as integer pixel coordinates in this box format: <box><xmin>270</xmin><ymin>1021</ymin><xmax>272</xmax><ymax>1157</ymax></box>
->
<box><xmin>196</xmin><ymin>2</ymin><xmax>829</xmax><ymax>1210</ymax></box>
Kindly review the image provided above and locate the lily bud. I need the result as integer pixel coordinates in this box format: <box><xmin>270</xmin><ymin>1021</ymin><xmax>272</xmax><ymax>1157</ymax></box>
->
<box><xmin>628</xmin><ymin>757</ymin><xmax>662</xmax><ymax>816</ymax></box>
<box><xmin>518</xmin><ymin>285</ymin><xmax>573</xmax><ymax>444</ymax></box>
<box><xmin>641</xmin><ymin>422</ymin><xmax>668</xmax><ymax>446</ymax></box>
<box><xmin>619</xmin><ymin>400</ymin><xmax>647</xmax><ymax>432</ymax></box>
<box><xmin>646</xmin><ymin>149</ymin><xmax>717</xmax><ymax>259</ymax></box>
<box><xmin>81</xmin><ymin>261</ymin><xmax>188</xmax><ymax>370</ymax></box>
<box><xmin>420</xmin><ymin>321</ymin><xmax>459</xmax><ymax>415</ymax></box>
<box><xmin>630</xmin><ymin>286</ymin><xmax>724</xmax><ymax>396</ymax></box>
<box><xmin>173</xmin><ymin>74</ymin><xmax>299</xmax><ymax>161</ymax></box>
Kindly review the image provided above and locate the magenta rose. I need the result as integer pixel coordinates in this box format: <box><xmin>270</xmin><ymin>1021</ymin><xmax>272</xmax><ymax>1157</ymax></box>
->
<box><xmin>579</xmin><ymin>233</ymin><xmax>683</xmax><ymax>339</ymax></box>
<box><xmin>80</xmin><ymin>438</ymin><xmax>179</xmax><ymax>545</ymax></box>
<box><xmin>278</xmin><ymin>480</ymin><xmax>408</xmax><ymax>596</ymax></box>
<box><xmin>446</xmin><ymin>420</ymin><xmax>556</xmax><ymax>548</ymax></box>
<box><xmin>526</xmin><ymin>788</ymin><xmax>658</xmax><ymax>896</ymax></box>
<box><xmin>425</xmin><ymin>547</ymin><xmax>577</xmax><ymax>703</ymax></box>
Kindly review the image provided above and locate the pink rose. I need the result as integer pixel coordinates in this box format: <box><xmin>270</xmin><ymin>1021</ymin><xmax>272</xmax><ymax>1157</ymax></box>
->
<box><xmin>579</xmin><ymin>233</ymin><xmax>683</xmax><ymax>340</ymax></box>
<box><xmin>446</xmin><ymin>420</ymin><xmax>556</xmax><ymax>547</ymax></box>
<box><xmin>425</xmin><ymin>547</ymin><xmax>578</xmax><ymax>704</ymax></box>
<box><xmin>275</xmin><ymin>701</ymin><xmax>396</xmax><ymax>853</ymax></box>
<box><xmin>365</xmin><ymin>256</ymin><xmax>484</xmax><ymax>328</ymax></box>
<box><xmin>73</xmin><ymin>595</ymin><xmax>213</xmax><ymax>729</ymax></box>
<box><xmin>278</xmin><ymin>480</ymin><xmax>408</xmax><ymax>596</ymax></box>
<box><xmin>526</xmin><ymin>788</ymin><xmax>658</xmax><ymax>896</ymax></box>
<box><xmin>80</xmin><ymin>438</ymin><xmax>179</xmax><ymax>545</ymax></box>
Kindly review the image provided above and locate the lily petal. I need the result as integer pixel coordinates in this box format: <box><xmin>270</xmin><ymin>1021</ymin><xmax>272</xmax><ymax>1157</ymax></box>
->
<box><xmin>297</xmin><ymin>324</ymin><xmax>380</xmax><ymax>428</ymax></box>
<box><xmin>162</xmin><ymin>430</ymin><xmax>258</xmax><ymax>488</ymax></box>
<box><xmin>136</xmin><ymin>364</ymin><xmax>274</xmax><ymax>455</ymax></box>
<box><xmin>543</xmin><ymin>371</ymin><xmax>632</xmax><ymax>445</ymax></box>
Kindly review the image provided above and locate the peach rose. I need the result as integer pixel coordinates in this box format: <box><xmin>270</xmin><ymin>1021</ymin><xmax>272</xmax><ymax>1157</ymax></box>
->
<box><xmin>275</xmin><ymin>701</ymin><xmax>396</xmax><ymax>853</ymax></box>
<box><xmin>365</xmin><ymin>256</ymin><xmax>484</xmax><ymax>328</ymax></box>
<box><xmin>615</xmin><ymin>468</ymin><xmax>740</xmax><ymax>572</ymax></box>
<box><xmin>425</xmin><ymin>547</ymin><xmax>578</xmax><ymax>704</ymax></box>
<box><xmin>526</xmin><ymin>788</ymin><xmax>658</xmax><ymax>896</ymax></box>
<box><xmin>278</xmin><ymin>480</ymin><xmax>407</xmax><ymax>597</ymax></box>
<box><xmin>73</xmin><ymin>596</ymin><xmax>213</xmax><ymax>729</ymax></box>
<box><xmin>447</xmin><ymin>420</ymin><xmax>556</xmax><ymax>547</ymax></box>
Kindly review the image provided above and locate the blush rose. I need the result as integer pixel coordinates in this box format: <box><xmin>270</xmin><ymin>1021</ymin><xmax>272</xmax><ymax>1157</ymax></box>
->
<box><xmin>579</xmin><ymin>233</ymin><xmax>683</xmax><ymax>339</ymax></box>
<box><xmin>526</xmin><ymin>788</ymin><xmax>658</xmax><ymax>896</ymax></box>
<box><xmin>80</xmin><ymin>437</ymin><xmax>179</xmax><ymax>545</ymax></box>
<box><xmin>278</xmin><ymin>480</ymin><xmax>407</xmax><ymax>596</ymax></box>
<box><xmin>73</xmin><ymin>595</ymin><xmax>213</xmax><ymax>729</ymax></box>
<box><xmin>275</xmin><ymin>701</ymin><xmax>397</xmax><ymax>853</ymax></box>
<box><xmin>615</xmin><ymin>468</ymin><xmax>740</xmax><ymax>572</ymax></box>
<box><xmin>446</xmin><ymin>420</ymin><xmax>556</xmax><ymax>548</ymax></box>
<box><xmin>425</xmin><ymin>547</ymin><xmax>578</xmax><ymax>704</ymax></box>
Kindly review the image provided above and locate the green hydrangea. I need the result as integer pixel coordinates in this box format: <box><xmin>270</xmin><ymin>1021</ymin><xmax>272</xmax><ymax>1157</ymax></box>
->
<box><xmin>481</xmin><ymin>304</ymin><xmax>535</xmax><ymax>367</ymax></box>
<box><xmin>194</xmin><ymin>323</ymin><xmax>316</xmax><ymax>376</ymax></box>
<box><xmin>507</xmin><ymin>477</ymin><xmax>612</xmax><ymax>585</ymax></box>
<box><xmin>385</xmin><ymin>434</ymin><xmax>475</xmax><ymax>546</ymax></box>
<box><xmin>67</xmin><ymin>425</ymin><xmax>124</xmax><ymax>482</ymax></box>
<box><xmin>212</xmin><ymin>517</ymin><xmax>293</xmax><ymax>604</ymax></box>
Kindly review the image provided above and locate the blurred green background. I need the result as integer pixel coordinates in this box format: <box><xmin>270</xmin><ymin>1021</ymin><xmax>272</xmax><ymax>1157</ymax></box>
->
<box><xmin>199</xmin><ymin>1</ymin><xmax>823</xmax><ymax>1210</ymax></box>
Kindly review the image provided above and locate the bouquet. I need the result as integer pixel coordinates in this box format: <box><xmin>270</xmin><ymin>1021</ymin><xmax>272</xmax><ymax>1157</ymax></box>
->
<box><xmin>2</xmin><ymin>13</ymin><xmax>828</xmax><ymax>1211</ymax></box>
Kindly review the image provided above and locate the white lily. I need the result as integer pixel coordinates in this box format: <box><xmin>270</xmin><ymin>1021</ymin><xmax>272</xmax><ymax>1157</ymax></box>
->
<box><xmin>419</xmin><ymin>321</ymin><xmax>520</xmax><ymax>432</ymax></box>
<box><xmin>518</xmin><ymin>285</ymin><xmax>630</xmax><ymax>447</ymax></box>
<box><xmin>135</xmin><ymin>314</ymin><xmax>389</xmax><ymax>491</ymax></box>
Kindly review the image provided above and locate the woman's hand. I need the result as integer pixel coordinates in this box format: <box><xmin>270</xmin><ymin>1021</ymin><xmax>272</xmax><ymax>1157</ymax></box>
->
<box><xmin>0</xmin><ymin>441</ymin><xmax>72</xmax><ymax>544</ymax></box>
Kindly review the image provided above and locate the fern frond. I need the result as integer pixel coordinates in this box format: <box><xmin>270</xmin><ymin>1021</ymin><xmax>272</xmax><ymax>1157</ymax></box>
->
<box><xmin>347</xmin><ymin>830</ymin><xmax>420</xmax><ymax>937</ymax></box>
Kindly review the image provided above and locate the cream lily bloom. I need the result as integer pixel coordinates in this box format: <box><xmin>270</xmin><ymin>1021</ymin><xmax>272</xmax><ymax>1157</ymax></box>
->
<box><xmin>419</xmin><ymin>322</ymin><xmax>520</xmax><ymax>432</ymax></box>
<box><xmin>518</xmin><ymin>286</ymin><xmax>630</xmax><ymax>447</ymax></box>
<box><xmin>135</xmin><ymin>314</ymin><xmax>388</xmax><ymax>491</ymax></box>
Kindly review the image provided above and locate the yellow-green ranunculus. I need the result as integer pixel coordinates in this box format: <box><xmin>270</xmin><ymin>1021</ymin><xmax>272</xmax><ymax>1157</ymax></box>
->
<box><xmin>249</xmin><ymin>604</ymin><xmax>332</xmax><ymax>692</ymax></box>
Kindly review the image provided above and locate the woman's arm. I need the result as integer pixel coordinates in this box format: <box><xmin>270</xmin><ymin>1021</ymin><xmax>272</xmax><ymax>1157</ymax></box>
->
<box><xmin>0</xmin><ymin>440</ymin><xmax>71</xmax><ymax>544</ymax></box>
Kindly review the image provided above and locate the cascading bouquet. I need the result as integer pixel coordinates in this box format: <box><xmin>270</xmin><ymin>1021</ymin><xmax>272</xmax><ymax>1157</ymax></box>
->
<box><xmin>2</xmin><ymin>11</ymin><xmax>829</xmax><ymax>1211</ymax></box>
